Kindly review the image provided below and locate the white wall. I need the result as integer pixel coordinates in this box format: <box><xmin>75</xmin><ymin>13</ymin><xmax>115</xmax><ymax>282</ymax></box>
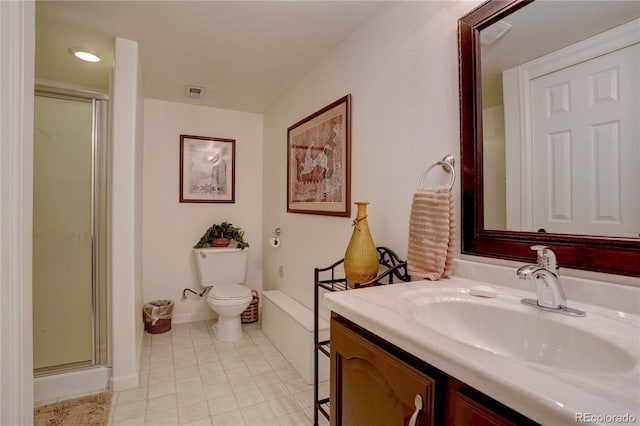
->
<box><xmin>142</xmin><ymin>99</ymin><xmax>263</xmax><ymax>324</ymax></box>
<box><xmin>263</xmin><ymin>1</ymin><xmax>478</xmax><ymax>308</ymax></box>
<box><xmin>110</xmin><ymin>37</ymin><xmax>144</xmax><ymax>391</ymax></box>
<box><xmin>0</xmin><ymin>1</ymin><xmax>35</xmax><ymax>424</ymax></box>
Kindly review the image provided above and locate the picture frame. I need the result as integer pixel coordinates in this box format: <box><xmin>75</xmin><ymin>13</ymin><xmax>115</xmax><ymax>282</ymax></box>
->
<box><xmin>179</xmin><ymin>134</ymin><xmax>235</xmax><ymax>203</ymax></box>
<box><xmin>287</xmin><ymin>94</ymin><xmax>351</xmax><ymax>217</ymax></box>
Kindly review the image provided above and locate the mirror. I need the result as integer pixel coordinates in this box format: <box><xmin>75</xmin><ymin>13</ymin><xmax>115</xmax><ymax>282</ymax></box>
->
<box><xmin>459</xmin><ymin>0</ymin><xmax>640</xmax><ymax>276</ymax></box>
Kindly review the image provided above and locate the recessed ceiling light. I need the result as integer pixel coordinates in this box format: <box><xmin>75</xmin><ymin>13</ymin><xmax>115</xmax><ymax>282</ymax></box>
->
<box><xmin>68</xmin><ymin>47</ymin><xmax>101</xmax><ymax>63</ymax></box>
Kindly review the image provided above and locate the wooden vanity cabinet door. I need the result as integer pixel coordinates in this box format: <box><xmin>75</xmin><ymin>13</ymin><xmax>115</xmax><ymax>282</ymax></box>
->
<box><xmin>330</xmin><ymin>317</ymin><xmax>436</xmax><ymax>426</ymax></box>
<box><xmin>452</xmin><ymin>387</ymin><xmax>538</xmax><ymax>426</ymax></box>
<box><xmin>453</xmin><ymin>391</ymin><xmax>515</xmax><ymax>426</ymax></box>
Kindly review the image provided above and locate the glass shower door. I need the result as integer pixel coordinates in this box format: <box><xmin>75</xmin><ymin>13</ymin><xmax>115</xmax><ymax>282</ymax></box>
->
<box><xmin>33</xmin><ymin>94</ymin><xmax>94</xmax><ymax>372</ymax></box>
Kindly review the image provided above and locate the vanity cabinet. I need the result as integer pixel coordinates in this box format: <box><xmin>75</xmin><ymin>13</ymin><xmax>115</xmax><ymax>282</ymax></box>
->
<box><xmin>330</xmin><ymin>314</ymin><xmax>538</xmax><ymax>426</ymax></box>
<box><xmin>330</xmin><ymin>315</ymin><xmax>439</xmax><ymax>426</ymax></box>
<box><xmin>447</xmin><ymin>381</ymin><xmax>536</xmax><ymax>426</ymax></box>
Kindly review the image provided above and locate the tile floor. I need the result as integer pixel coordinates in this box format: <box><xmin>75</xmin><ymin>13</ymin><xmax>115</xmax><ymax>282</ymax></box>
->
<box><xmin>109</xmin><ymin>321</ymin><xmax>330</xmax><ymax>425</ymax></box>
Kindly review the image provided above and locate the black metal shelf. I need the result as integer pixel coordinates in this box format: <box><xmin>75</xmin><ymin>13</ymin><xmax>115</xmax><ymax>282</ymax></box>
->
<box><xmin>313</xmin><ymin>246</ymin><xmax>410</xmax><ymax>426</ymax></box>
<box><xmin>316</xmin><ymin>397</ymin><xmax>330</xmax><ymax>422</ymax></box>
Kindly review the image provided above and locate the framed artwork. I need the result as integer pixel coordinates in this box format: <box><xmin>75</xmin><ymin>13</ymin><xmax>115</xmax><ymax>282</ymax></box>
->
<box><xmin>179</xmin><ymin>134</ymin><xmax>235</xmax><ymax>203</ymax></box>
<box><xmin>287</xmin><ymin>94</ymin><xmax>351</xmax><ymax>217</ymax></box>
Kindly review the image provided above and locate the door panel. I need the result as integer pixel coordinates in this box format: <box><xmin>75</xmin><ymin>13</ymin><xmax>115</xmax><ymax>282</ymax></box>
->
<box><xmin>531</xmin><ymin>43</ymin><xmax>639</xmax><ymax>236</ymax></box>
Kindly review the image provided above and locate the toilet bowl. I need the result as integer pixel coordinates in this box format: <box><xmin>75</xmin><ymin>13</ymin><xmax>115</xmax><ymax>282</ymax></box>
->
<box><xmin>207</xmin><ymin>283</ymin><xmax>252</xmax><ymax>342</ymax></box>
<box><xmin>193</xmin><ymin>247</ymin><xmax>252</xmax><ymax>342</ymax></box>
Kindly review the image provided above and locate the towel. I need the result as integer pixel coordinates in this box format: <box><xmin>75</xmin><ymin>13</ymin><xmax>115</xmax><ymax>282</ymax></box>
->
<box><xmin>407</xmin><ymin>185</ymin><xmax>455</xmax><ymax>280</ymax></box>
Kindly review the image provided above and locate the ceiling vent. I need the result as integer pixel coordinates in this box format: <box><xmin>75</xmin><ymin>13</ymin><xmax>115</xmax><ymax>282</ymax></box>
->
<box><xmin>481</xmin><ymin>20</ymin><xmax>512</xmax><ymax>46</ymax></box>
<box><xmin>185</xmin><ymin>85</ymin><xmax>205</xmax><ymax>99</ymax></box>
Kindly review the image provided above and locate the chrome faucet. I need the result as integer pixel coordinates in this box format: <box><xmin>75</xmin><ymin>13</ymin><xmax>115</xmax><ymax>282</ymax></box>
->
<box><xmin>517</xmin><ymin>246</ymin><xmax>585</xmax><ymax>317</ymax></box>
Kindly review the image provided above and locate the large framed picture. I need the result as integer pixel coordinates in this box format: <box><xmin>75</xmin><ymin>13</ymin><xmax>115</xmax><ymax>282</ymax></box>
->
<box><xmin>287</xmin><ymin>94</ymin><xmax>351</xmax><ymax>216</ymax></box>
<box><xmin>179</xmin><ymin>134</ymin><xmax>235</xmax><ymax>203</ymax></box>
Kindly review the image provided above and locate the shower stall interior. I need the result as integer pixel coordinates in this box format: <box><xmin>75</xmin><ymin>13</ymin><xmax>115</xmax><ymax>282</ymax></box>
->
<box><xmin>33</xmin><ymin>87</ymin><xmax>109</xmax><ymax>397</ymax></box>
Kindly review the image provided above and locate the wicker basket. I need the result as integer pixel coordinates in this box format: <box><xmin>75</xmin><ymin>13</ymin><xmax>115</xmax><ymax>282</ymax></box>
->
<box><xmin>241</xmin><ymin>290</ymin><xmax>259</xmax><ymax>324</ymax></box>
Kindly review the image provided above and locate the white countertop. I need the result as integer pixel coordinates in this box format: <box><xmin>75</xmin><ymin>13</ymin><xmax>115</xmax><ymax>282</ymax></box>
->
<box><xmin>324</xmin><ymin>276</ymin><xmax>640</xmax><ymax>426</ymax></box>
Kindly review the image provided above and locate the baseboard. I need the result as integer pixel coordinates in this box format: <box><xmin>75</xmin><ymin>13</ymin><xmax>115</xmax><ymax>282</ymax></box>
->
<box><xmin>172</xmin><ymin>311</ymin><xmax>215</xmax><ymax>325</ymax></box>
<box><xmin>110</xmin><ymin>372</ymin><xmax>139</xmax><ymax>392</ymax></box>
<box><xmin>34</xmin><ymin>366</ymin><xmax>111</xmax><ymax>406</ymax></box>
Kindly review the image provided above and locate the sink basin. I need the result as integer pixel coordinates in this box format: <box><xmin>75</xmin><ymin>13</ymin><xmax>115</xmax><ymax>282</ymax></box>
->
<box><xmin>398</xmin><ymin>291</ymin><xmax>637</xmax><ymax>373</ymax></box>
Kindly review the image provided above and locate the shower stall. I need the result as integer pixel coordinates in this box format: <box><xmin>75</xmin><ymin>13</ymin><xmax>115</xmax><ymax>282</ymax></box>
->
<box><xmin>33</xmin><ymin>87</ymin><xmax>110</xmax><ymax>401</ymax></box>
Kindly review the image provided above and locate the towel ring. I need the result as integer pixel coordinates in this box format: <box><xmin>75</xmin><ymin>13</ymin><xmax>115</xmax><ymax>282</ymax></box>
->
<box><xmin>419</xmin><ymin>155</ymin><xmax>455</xmax><ymax>189</ymax></box>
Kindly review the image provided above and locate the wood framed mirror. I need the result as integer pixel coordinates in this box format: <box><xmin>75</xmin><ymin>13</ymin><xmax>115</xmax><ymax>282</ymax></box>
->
<box><xmin>459</xmin><ymin>0</ymin><xmax>640</xmax><ymax>276</ymax></box>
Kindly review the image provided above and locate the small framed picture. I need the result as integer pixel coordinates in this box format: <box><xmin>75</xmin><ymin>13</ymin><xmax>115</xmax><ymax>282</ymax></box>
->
<box><xmin>287</xmin><ymin>94</ymin><xmax>351</xmax><ymax>217</ymax></box>
<box><xmin>179</xmin><ymin>134</ymin><xmax>235</xmax><ymax>203</ymax></box>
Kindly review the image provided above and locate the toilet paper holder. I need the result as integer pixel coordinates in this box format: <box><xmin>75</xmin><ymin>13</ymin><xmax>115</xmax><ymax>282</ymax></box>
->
<box><xmin>271</xmin><ymin>227</ymin><xmax>281</xmax><ymax>248</ymax></box>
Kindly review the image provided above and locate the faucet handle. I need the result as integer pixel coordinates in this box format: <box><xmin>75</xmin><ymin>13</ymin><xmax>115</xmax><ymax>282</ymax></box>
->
<box><xmin>530</xmin><ymin>245</ymin><xmax>558</xmax><ymax>273</ymax></box>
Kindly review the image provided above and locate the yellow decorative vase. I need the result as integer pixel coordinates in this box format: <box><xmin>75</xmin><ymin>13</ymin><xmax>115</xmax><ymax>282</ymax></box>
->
<box><xmin>344</xmin><ymin>202</ymin><xmax>378</xmax><ymax>288</ymax></box>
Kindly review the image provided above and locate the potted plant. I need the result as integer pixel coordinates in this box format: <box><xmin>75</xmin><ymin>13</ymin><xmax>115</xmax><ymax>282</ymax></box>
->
<box><xmin>194</xmin><ymin>221</ymin><xmax>249</xmax><ymax>250</ymax></box>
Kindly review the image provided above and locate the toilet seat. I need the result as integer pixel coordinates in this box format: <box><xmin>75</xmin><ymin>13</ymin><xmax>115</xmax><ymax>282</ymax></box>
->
<box><xmin>208</xmin><ymin>284</ymin><xmax>252</xmax><ymax>301</ymax></box>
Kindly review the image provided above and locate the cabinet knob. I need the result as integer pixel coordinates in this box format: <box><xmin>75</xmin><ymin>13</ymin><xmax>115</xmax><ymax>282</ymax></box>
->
<box><xmin>408</xmin><ymin>394</ymin><xmax>423</xmax><ymax>426</ymax></box>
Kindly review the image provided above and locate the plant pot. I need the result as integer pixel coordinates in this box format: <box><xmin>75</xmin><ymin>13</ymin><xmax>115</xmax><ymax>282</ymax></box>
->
<box><xmin>211</xmin><ymin>238</ymin><xmax>231</xmax><ymax>247</ymax></box>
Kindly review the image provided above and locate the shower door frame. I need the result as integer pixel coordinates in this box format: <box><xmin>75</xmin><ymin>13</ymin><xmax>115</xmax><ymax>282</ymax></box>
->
<box><xmin>33</xmin><ymin>86</ymin><xmax>109</xmax><ymax>375</ymax></box>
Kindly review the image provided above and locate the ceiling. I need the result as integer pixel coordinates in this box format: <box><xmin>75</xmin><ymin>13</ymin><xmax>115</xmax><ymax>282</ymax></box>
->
<box><xmin>36</xmin><ymin>1</ymin><xmax>390</xmax><ymax>113</ymax></box>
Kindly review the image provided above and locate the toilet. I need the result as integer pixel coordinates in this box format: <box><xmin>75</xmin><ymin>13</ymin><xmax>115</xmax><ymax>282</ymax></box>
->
<box><xmin>193</xmin><ymin>247</ymin><xmax>252</xmax><ymax>342</ymax></box>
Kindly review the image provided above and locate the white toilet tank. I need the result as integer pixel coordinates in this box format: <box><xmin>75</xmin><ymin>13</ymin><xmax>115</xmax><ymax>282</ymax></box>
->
<box><xmin>194</xmin><ymin>248</ymin><xmax>248</xmax><ymax>286</ymax></box>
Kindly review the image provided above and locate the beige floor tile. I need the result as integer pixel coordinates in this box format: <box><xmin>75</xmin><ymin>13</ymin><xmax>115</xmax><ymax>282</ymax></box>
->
<box><xmin>284</xmin><ymin>377</ymin><xmax>312</xmax><ymax>394</ymax></box>
<box><xmin>220</xmin><ymin>358</ymin><xmax>245</xmax><ymax>370</ymax></box>
<box><xmin>268</xmin><ymin>395</ymin><xmax>301</xmax><ymax>417</ymax></box>
<box><xmin>117</xmin><ymin>386</ymin><xmax>149</xmax><ymax>404</ymax></box>
<box><xmin>226</xmin><ymin>367</ymin><xmax>252</xmax><ymax>382</ymax></box>
<box><xmin>241</xmin><ymin>402</ymin><xmax>275</xmax><ymax>425</ymax></box>
<box><xmin>204</xmin><ymin>382</ymin><xmax>233</xmax><ymax>400</ymax></box>
<box><xmin>175</xmin><ymin>376</ymin><xmax>203</xmax><ymax>393</ymax></box>
<box><xmin>197</xmin><ymin>353</ymin><xmax>220</xmax><ymax>365</ymax></box>
<box><xmin>110</xmin><ymin>322</ymin><xmax>313</xmax><ymax>426</ymax></box>
<box><xmin>146</xmin><ymin>393</ymin><xmax>177</xmax><ymax>414</ymax></box>
<box><xmin>293</xmin><ymin>389</ymin><xmax>314</xmax><ymax>409</ymax></box>
<box><xmin>177</xmin><ymin>401</ymin><xmax>210</xmax><ymax>424</ymax></box>
<box><xmin>217</xmin><ymin>349</ymin><xmax>242</xmax><ymax>360</ymax></box>
<box><xmin>149</xmin><ymin>369</ymin><xmax>176</xmax><ymax>385</ymax></box>
<box><xmin>201</xmin><ymin>371</ymin><xmax>228</xmax><ymax>387</ymax></box>
<box><xmin>229</xmin><ymin>377</ymin><xmax>257</xmax><ymax>393</ymax></box>
<box><xmin>259</xmin><ymin>382</ymin><xmax>289</xmax><ymax>401</ymax></box>
<box><xmin>176</xmin><ymin>388</ymin><xmax>206</xmax><ymax>408</ymax></box>
<box><xmin>174</xmin><ymin>356</ymin><xmax>198</xmax><ymax>369</ymax></box>
<box><xmin>114</xmin><ymin>400</ymin><xmax>147</xmax><ymax>422</ymax></box>
<box><xmin>181</xmin><ymin>417</ymin><xmax>213</xmax><ymax>426</ymax></box>
<box><xmin>275</xmin><ymin>368</ymin><xmax>299</xmax><ymax>382</ymax></box>
<box><xmin>262</xmin><ymin>350</ymin><xmax>285</xmax><ymax>362</ymax></box>
<box><xmin>174</xmin><ymin>366</ymin><xmax>201</xmax><ymax>380</ymax></box>
<box><xmin>253</xmin><ymin>371</ymin><xmax>281</xmax><ymax>387</ymax></box>
<box><xmin>148</xmin><ymin>380</ymin><xmax>176</xmax><ymax>399</ymax></box>
<box><xmin>113</xmin><ymin>414</ymin><xmax>146</xmax><ymax>425</ymax></box>
<box><xmin>211</xmin><ymin>409</ymin><xmax>246</xmax><ymax>426</ymax></box>
<box><xmin>268</xmin><ymin>358</ymin><xmax>291</xmax><ymax>371</ymax></box>
<box><xmin>235</xmin><ymin>389</ymin><xmax>265</xmax><ymax>408</ymax></box>
<box><xmin>199</xmin><ymin>361</ymin><xmax>223</xmax><ymax>375</ymax></box>
<box><xmin>207</xmin><ymin>394</ymin><xmax>238</xmax><ymax>416</ymax></box>
<box><xmin>145</xmin><ymin>407</ymin><xmax>178</xmax><ymax>425</ymax></box>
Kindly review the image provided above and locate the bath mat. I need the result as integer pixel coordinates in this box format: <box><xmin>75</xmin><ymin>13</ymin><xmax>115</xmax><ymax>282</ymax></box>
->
<box><xmin>34</xmin><ymin>391</ymin><xmax>112</xmax><ymax>426</ymax></box>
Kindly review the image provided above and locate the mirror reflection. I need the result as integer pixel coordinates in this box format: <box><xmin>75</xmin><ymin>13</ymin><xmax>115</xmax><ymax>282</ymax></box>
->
<box><xmin>480</xmin><ymin>1</ymin><xmax>639</xmax><ymax>238</ymax></box>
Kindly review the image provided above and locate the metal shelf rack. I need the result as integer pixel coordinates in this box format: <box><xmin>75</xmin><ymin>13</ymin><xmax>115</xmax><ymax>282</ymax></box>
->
<box><xmin>313</xmin><ymin>246</ymin><xmax>411</xmax><ymax>425</ymax></box>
